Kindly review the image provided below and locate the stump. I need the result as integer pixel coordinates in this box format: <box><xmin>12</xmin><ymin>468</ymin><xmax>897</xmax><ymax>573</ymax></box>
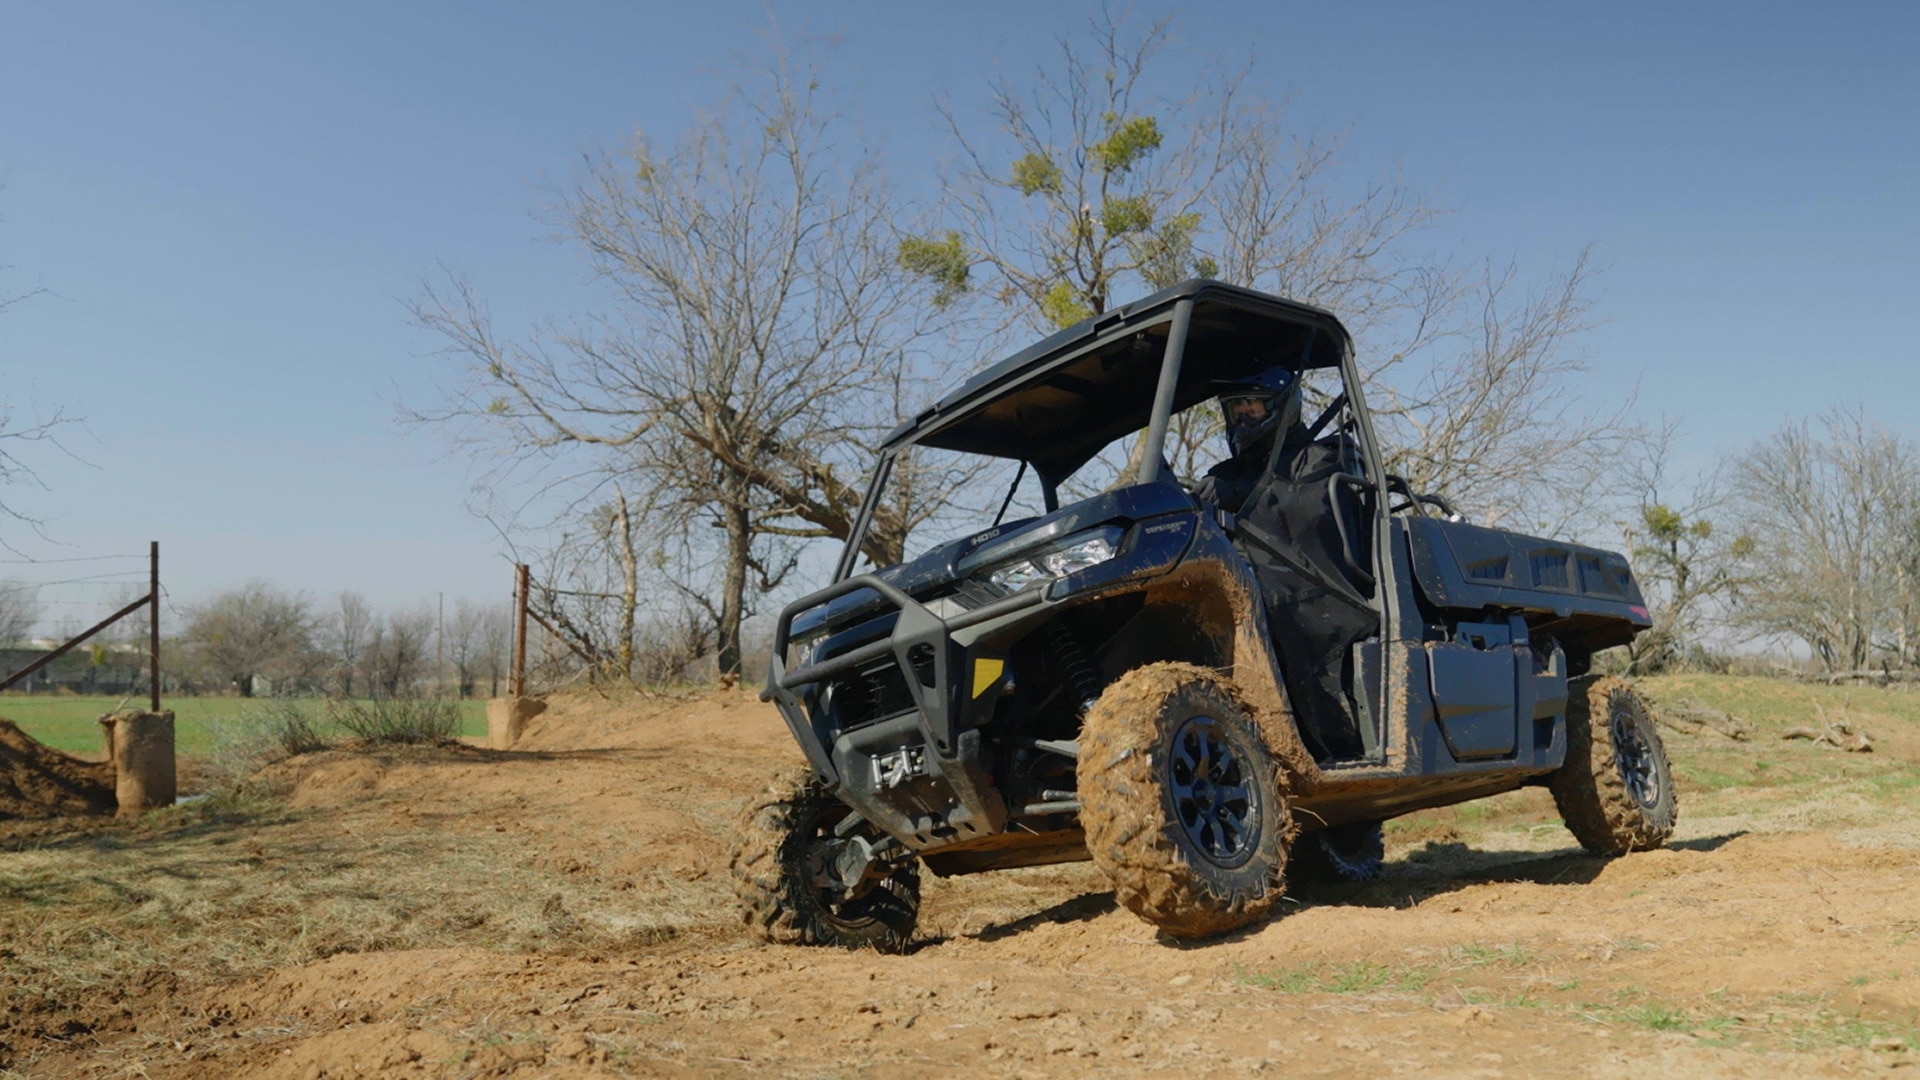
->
<box><xmin>487</xmin><ymin>697</ymin><xmax>547</xmax><ymax>749</ymax></box>
<box><xmin>99</xmin><ymin>710</ymin><xmax>177</xmax><ymax>814</ymax></box>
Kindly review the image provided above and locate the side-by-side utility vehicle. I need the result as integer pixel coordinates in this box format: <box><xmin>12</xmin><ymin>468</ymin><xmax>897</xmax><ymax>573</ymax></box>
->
<box><xmin>730</xmin><ymin>280</ymin><xmax>1675</xmax><ymax>947</ymax></box>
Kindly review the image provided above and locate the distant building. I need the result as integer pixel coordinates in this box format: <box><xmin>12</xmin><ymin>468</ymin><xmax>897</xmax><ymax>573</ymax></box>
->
<box><xmin>0</xmin><ymin>640</ymin><xmax>148</xmax><ymax>695</ymax></box>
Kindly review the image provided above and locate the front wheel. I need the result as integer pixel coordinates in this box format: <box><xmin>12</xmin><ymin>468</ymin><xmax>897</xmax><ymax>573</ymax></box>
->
<box><xmin>1549</xmin><ymin>677</ymin><xmax>1677</xmax><ymax>854</ymax></box>
<box><xmin>1079</xmin><ymin>663</ymin><xmax>1291</xmax><ymax>938</ymax></box>
<box><xmin>728</xmin><ymin>769</ymin><xmax>920</xmax><ymax>952</ymax></box>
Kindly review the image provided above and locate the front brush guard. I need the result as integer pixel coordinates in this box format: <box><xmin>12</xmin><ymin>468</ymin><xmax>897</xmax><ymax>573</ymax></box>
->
<box><xmin>765</xmin><ymin>574</ymin><xmax>1042</xmax><ymax>782</ymax></box>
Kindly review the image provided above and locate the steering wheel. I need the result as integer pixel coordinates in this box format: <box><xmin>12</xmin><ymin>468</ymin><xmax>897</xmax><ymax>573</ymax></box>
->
<box><xmin>1383</xmin><ymin>474</ymin><xmax>1462</xmax><ymax>519</ymax></box>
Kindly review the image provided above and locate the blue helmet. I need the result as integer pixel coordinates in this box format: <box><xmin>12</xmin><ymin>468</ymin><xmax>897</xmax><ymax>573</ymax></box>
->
<box><xmin>1214</xmin><ymin>365</ymin><xmax>1300</xmax><ymax>455</ymax></box>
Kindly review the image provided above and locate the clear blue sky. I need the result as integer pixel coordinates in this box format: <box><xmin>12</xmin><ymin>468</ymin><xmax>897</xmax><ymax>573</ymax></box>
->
<box><xmin>0</xmin><ymin>1</ymin><xmax>1914</xmax><ymax>620</ymax></box>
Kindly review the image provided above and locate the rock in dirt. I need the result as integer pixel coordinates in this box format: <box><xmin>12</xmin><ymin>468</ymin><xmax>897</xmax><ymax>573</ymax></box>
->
<box><xmin>0</xmin><ymin>717</ymin><xmax>115</xmax><ymax>819</ymax></box>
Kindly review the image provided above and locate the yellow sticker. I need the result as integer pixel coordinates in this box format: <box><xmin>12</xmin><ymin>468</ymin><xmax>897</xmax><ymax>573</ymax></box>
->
<box><xmin>971</xmin><ymin>657</ymin><xmax>1005</xmax><ymax>698</ymax></box>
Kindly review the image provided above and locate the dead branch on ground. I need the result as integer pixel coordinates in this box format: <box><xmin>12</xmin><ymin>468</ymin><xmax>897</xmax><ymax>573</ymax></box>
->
<box><xmin>1780</xmin><ymin>700</ymin><xmax>1874</xmax><ymax>753</ymax></box>
<box><xmin>1650</xmin><ymin>697</ymin><xmax>1753</xmax><ymax>741</ymax></box>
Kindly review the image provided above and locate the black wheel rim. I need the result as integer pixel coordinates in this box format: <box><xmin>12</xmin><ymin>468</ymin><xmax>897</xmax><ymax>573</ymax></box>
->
<box><xmin>1609</xmin><ymin>695</ymin><xmax>1663</xmax><ymax>808</ymax></box>
<box><xmin>1169</xmin><ymin>716</ymin><xmax>1262</xmax><ymax>868</ymax></box>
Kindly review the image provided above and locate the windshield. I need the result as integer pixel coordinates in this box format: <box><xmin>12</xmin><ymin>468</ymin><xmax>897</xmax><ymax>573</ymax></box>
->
<box><xmin>837</xmin><ymin>283</ymin><xmax>1355</xmax><ymax>578</ymax></box>
<box><xmin>836</xmin><ymin>367</ymin><xmax>1354</xmax><ymax>579</ymax></box>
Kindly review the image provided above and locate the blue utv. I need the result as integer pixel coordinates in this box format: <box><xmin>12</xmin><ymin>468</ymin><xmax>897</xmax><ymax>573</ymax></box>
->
<box><xmin>731</xmin><ymin>280</ymin><xmax>1674</xmax><ymax>948</ymax></box>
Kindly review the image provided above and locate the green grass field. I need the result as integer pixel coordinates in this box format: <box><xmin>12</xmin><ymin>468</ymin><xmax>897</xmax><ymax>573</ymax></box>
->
<box><xmin>0</xmin><ymin>694</ymin><xmax>489</xmax><ymax>756</ymax></box>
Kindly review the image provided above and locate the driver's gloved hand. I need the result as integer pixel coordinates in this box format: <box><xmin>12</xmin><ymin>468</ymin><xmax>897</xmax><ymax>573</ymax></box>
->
<box><xmin>1190</xmin><ymin>474</ymin><xmax>1221</xmax><ymax>506</ymax></box>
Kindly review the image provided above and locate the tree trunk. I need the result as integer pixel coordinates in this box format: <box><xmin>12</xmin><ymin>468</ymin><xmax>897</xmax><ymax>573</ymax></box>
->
<box><xmin>613</xmin><ymin>488</ymin><xmax>639</xmax><ymax>682</ymax></box>
<box><xmin>716</xmin><ymin>498</ymin><xmax>751</xmax><ymax>679</ymax></box>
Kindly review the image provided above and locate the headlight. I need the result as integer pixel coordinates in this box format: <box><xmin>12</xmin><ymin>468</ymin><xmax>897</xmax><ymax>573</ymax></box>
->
<box><xmin>984</xmin><ymin>528</ymin><xmax>1123</xmax><ymax>592</ymax></box>
<box><xmin>786</xmin><ymin>626</ymin><xmax>830</xmax><ymax>669</ymax></box>
<box><xmin>988</xmin><ymin>561</ymin><xmax>1054</xmax><ymax>592</ymax></box>
<box><xmin>1039</xmin><ymin>535</ymin><xmax>1116</xmax><ymax>576</ymax></box>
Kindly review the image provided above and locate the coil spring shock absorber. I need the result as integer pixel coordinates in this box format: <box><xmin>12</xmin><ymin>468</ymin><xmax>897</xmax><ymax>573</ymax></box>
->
<box><xmin>1046</xmin><ymin>621</ymin><xmax>1104</xmax><ymax>714</ymax></box>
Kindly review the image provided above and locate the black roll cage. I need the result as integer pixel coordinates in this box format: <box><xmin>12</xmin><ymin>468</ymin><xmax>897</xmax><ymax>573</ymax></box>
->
<box><xmin>833</xmin><ymin>281</ymin><xmax>1401</xmax><ymax>622</ymax></box>
<box><xmin>819</xmin><ymin>280</ymin><xmax>1407</xmax><ymax>769</ymax></box>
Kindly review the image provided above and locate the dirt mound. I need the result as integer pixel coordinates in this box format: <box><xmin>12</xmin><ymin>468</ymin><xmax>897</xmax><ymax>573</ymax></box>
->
<box><xmin>511</xmin><ymin>684</ymin><xmax>794</xmax><ymax>755</ymax></box>
<box><xmin>0</xmin><ymin>718</ymin><xmax>113</xmax><ymax>820</ymax></box>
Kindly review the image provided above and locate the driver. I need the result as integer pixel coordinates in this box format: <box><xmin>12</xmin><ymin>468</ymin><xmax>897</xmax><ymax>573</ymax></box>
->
<box><xmin>1192</xmin><ymin>363</ymin><xmax>1373</xmax><ymax>762</ymax></box>
<box><xmin>1190</xmin><ymin>365</ymin><xmax>1303</xmax><ymax>513</ymax></box>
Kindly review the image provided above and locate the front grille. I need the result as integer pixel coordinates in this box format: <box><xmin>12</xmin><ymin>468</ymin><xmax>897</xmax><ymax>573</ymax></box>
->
<box><xmin>825</xmin><ymin>661</ymin><xmax>916</xmax><ymax>733</ymax></box>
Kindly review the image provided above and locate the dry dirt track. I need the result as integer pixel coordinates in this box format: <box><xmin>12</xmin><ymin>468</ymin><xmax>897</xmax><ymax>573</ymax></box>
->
<box><xmin>22</xmin><ymin>689</ymin><xmax>1920</xmax><ymax>1079</ymax></box>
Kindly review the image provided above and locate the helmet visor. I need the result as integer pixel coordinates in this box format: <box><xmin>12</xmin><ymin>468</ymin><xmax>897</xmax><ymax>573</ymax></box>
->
<box><xmin>1220</xmin><ymin>393</ymin><xmax>1274</xmax><ymax>443</ymax></box>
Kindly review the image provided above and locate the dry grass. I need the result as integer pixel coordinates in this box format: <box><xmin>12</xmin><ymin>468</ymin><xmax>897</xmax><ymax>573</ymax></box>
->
<box><xmin>1232</xmin><ymin>942</ymin><xmax>1920</xmax><ymax>1055</ymax></box>
<box><xmin>6</xmin><ymin>674</ymin><xmax>1920</xmax><ymax>1075</ymax></box>
<box><xmin>0</xmin><ymin>746</ymin><xmax>731</xmax><ymax>1072</ymax></box>
<box><xmin>1387</xmin><ymin>674</ymin><xmax>1920</xmax><ymax>856</ymax></box>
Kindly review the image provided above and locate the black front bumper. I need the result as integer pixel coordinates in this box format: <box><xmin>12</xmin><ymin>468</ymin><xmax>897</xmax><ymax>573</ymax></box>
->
<box><xmin>765</xmin><ymin>575</ymin><xmax>1042</xmax><ymax>849</ymax></box>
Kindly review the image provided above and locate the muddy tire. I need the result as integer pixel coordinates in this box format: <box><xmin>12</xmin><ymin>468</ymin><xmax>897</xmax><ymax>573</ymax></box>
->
<box><xmin>728</xmin><ymin>769</ymin><xmax>920</xmax><ymax>952</ymax></box>
<box><xmin>1079</xmin><ymin>663</ymin><xmax>1291</xmax><ymax>938</ymax></box>
<box><xmin>1290</xmin><ymin>820</ymin><xmax>1386</xmax><ymax>885</ymax></box>
<box><xmin>1550</xmin><ymin>677</ymin><xmax>1677</xmax><ymax>854</ymax></box>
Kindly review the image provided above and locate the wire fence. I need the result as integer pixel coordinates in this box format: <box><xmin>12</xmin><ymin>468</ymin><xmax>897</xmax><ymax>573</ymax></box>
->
<box><xmin>0</xmin><ymin>551</ymin><xmax>562</xmax><ymax>703</ymax></box>
<box><xmin>0</xmin><ymin>544</ymin><xmax>161</xmax><ymax>705</ymax></box>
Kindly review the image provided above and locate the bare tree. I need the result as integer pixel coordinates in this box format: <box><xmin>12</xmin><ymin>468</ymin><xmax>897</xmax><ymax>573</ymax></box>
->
<box><xmin>1725</xmin><ymin>407</ymin><xmax>1919</xmax><ymax>671</ymax></box>
<box><xmin>1369</xmin><ymin>253</ymin><xmax>1640</xmax><ymax>534</ymax></box>
<box><xmin>477</xmin><ymin>602</ymin><xmax>512</xmax><ymax>698</ymax></box>
<box><xmin>415</xmin><ymin>48</ymin><xmax>958</xmax><ymax>677</ymax></box>
<box><xmin>903</xmin><ymin>11</ymin><xmax>1632</xmax><ymax>536</ymax></box>
<box><xmin>906</xmin><ymin>14</ymin><xmax>1237</xmax><ymax>328</ymax></box>
<box><xmin>447</xmin><ymin>599</ymin><xmax>489</xmax><ymax>697</ymax></box>
<box><xmin>630</xmin><ymin>606</ymin><xmax>717</xmax><ymax>686</ymax></box>
<box><xmin>181</xmin><ymin>582</ymin><xmax>316</xmax><ymax>696</ymax></box>
<box><xmin>1615</xmin><ymin>427</ymin><xmax>1753</xmax><ymax>672</ymax></box>
<box><xmin>321</xmin><ymin>591</ymin><xmax>375</xmax><ymax>697</ymax></box>
<box><xmin>1883</xmin><ymin>479</ymin><xmax>1920</xmax><ymax>668</ymax></box>
<box><xmin>365</xmin><ymin>608</ymin><xmax>434</xmax><ymax>699</ymax></box>
<box><xmin>518</xmin><ymin>486</ymin><xmax>650</xmax><ymax>681</ymax></box>
<box><xmin>0</xmin><ymin>192</ymin><xmax>80</xmax><ymax>544</ymax></box>
<box><xmin>0</xmin><ymin>581</ymin><xmax>39</xmax><ymax>645</ymax></box>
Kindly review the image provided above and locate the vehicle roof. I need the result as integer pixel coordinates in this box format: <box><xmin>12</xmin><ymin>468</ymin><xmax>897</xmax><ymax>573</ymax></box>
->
<box><xmin>883</xmin><ymin>278</ymin><xmax>1353</xmax><ymax>487</ymax></box>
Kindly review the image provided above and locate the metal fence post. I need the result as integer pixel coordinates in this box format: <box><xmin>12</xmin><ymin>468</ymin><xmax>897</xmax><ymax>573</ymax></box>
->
<box><xmin>511</xmin><ymin>564</ymin><xmax>529</xmax><ymax>698</ymax></box>
<box><xmin>149</xmin><ymin>541</ymin><xmax>160</xmax><ymax>712</ymax></box>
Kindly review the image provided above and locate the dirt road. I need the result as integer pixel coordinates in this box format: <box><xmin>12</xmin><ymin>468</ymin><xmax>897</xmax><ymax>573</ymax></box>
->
<box><xmin>8</xmin><ymin>685</ymin><xmax>1920</xmax><ymax>1078</ymax></box>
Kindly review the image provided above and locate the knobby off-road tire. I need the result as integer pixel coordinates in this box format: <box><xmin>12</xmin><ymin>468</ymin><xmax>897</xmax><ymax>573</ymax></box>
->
<box><xmin>1289</xmin><ymin>820</ymin><xmax>1386</xmax><ymax>886</ymax></box>
<box><xmin>728</xmin><ymin>768</ymin><xmax>920</xmax><ymax>953</ymax></box>
<box><xmin>1550</xmin><ymin>677</ymin><xmax>1678</xmax><ymax>855</ymax></box>
<box><xmin>1079</xmin><ymin>663</ymin><xmax>1292</xmax><ymax>938</ymax></box>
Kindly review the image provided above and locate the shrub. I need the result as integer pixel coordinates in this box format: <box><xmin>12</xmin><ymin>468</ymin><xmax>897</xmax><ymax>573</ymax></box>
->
<box><xmin>327</xmin><ymin>697</ymin><xmax>459</xmax><ymax>744</ymax></box>
<box><xmin>249</xmin><ymin>698</ymin><xmax>330</xmax><ymax>756</ymax></box>
<box><xmin>200</xmin><ymin>699</ymin><xmax>330</xmax><ymax>796</ymax></box>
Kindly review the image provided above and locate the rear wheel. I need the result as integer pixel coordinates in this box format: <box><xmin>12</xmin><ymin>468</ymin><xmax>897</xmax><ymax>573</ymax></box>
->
<box><xmin>1079</xmin><ymin>663</ymin><xmax>1290</xmax><ymax>938</ymax></box>
<box><xmin>1550</xmin><ymin>677</ymin><xmax>1677</xmax><ymax>854</ymax></box>
<box><xmin>728</xmin><ymin>769</ymin><xmax>920</xmax><ymax>952</ymax></box>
